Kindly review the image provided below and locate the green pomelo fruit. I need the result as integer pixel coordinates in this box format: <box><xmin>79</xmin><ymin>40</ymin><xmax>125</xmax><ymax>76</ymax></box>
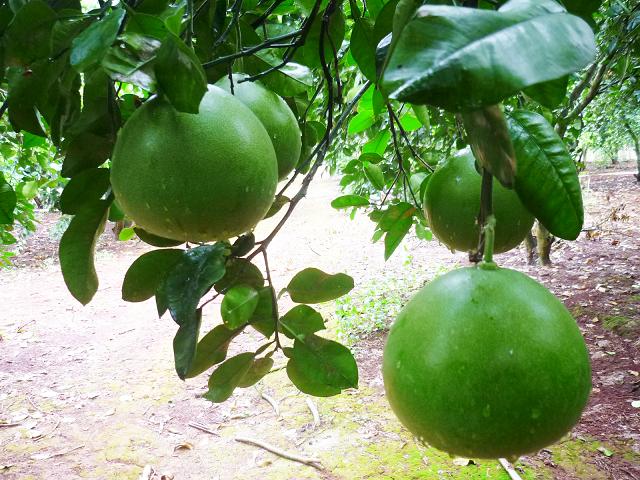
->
<box><xmin>424</xmin><ymin>151</ymin><xmax>534</xmax><ymax>253</ymax></box>
<box><xmin>110</xmin><ymin>86</ymin><xmax>278</xmax><ymax>243</ymax></box>
<box><xmin>383</xmin><ymin>266</ymin><xmax>591</xmax><ymax>459</ymax></box>
<box><xmin>216</xmin><ymin>75</ymin><xmax>302</xmax><ymax>180</ymax></box>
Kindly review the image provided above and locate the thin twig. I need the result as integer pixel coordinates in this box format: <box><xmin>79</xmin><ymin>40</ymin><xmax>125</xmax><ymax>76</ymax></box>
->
<box><xmin>0</xmin><ymin>423</ymin><xmax>21</xmax><ymax>428</ymax></box>
<box><xmin>188</xmin><ymin>421</ymin><xmax>219</xmax><ymax>436</ymax></box>
<box><xmin>235</xmin><ymin>436</ymin><xmax>323</xmax><ymax>470</ymax></box>
<box><xmin>498</xmin><ymin>458</ymin><xmax>523</xmax><ymax>480</ymax></box>
<box><xmin>16</xmin><ymin>319</ymin><xmax>35</xmax><ymax>332</ymax></box>
<box><xmin>305</xmin><ymin>397</ymin><xmax>320</xmax><ymax>427</ymax></box>
<box><xmin>34</xmin><ymin>419</ymin><xmax>60</xmax><ymax>441</ymax></box>
<box><xmin>261</xmin><ymin>393</ymin><xmax>280</xmax><ymax>417</ymax></box>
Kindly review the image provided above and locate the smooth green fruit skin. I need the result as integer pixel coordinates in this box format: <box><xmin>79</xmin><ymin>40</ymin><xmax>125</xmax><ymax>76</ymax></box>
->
<box><xmin>110</xmin><ymin>86</ymin><xmax>278</xmax><ymax>243</ymax></box>
<box><xmin>216</xmin><ymin>75</ymin><xmax>302</xmax><ymax>180</ymax></box>
<box><xmin>424</xmin><ymin>151</ymin><xmax>534</xmax><ymax>253</ymax></box>
<box><xmin>383</xmin><ymin>266</ymin><xmax>591</xmax><ymax>459</ymax></box>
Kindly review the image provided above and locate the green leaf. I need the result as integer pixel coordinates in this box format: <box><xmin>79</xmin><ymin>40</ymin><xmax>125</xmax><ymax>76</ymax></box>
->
<box><xmin>364</xmin><ymin>163</ymin><xmax>386</xmax><ymax>190</ymax></box>
<box><xmin>559</xmin><ymin>0</ymin><xmax>602</xmax><ymax>25</ymax></box>
<box><xmin>214</xmin><ymin>258</ymin><xmax>264</xmax><ymax>293</ymax></box>
<box><xmin>286</xmin><ymin>335</ymin><xmax>358</xmax><ymax>397</ymax></box>
<box><xmin>348</xmin><ymin>111</ymin><xmax>375</xmax><ymax>135</ymax></box>
<box><xmin>185</xmin><ymin>324</ymin><xmax>240</xmax><ymax>378</ymax></box>
<box><xmin>70</xmin><ymin>8</ymin><xmax>126</xmax><ymax>72</ymax></box>
<box><xmin>237</xmin><ymin>357</ymin><xmax>274</xmax><ymax>388</ymax></box>
<box><xmin>0</xmin><ymin>175</ymin><xmax>17</xmax><ymax>224</ymax></box>
<box><xmin>351</xmin><ymin>19</ymin><xmax>377</xmax><ymax>81</ymax></box>
<box><xmin>221</xmin><ymin>285</ymin><xmax>260</xmax><ymax>329</ymax></box>
<box><xmin>264</xmin><ymin>195</ymin><xmax>290</xmax><ymax>219</ymax></box>
<box><xmin>279</xmin><ymin>305</ymin><xmax>325</xmax><ymax>340</ymax></box>
<box><xmin>415</xmin><ymin>222</ymin><xmax>433</xmax><ymax>241</ymax></box>
<box><xmin>248</xmin><ymin>286</ymin><xmax>276</xmax><ymax>338</ymax></box>
<box><xmin>382</xmin><ymin>0</ymin><xmax>596</xmax><ymax>111</ymax></box>
<box><xmin>160</xmin><ymin>244</ymin><xmax>228</xmax><ymax>326</ymax></box>
<box><xmin>287</xmin><ymin>268</ymin><xmax>354</xmax><ymax>304</ymax></box>
<box><xmin>59</xmin><ymin>199</ymin><xmax>110</xmax><ymax>305</ymax></box>
<box><xmin>399</xmin><ymin>113</ymin><xmax>422</xmax><ymax>132</ymax></box>
<box><xmin>154</xmin><ymin>34</ymin><xmax>207</xmax><ymax>113</ymax></box>
<box><xmin>205</xmin><ymin>352</ymin><xmax>255</xmax><ymax>403</ymax></box>
<box><xmin>377</xmin><ymin>202</ymin><xmax>416</xmax><ymax>232</ymax></box>
<box><xmin>462</xmin><ymin>105</ymin><xmax>516</xmax><ymax>188</ymax></box>
<box><xmin>412</xmin><ymin>104</ymin><xmax>430</xmax><ymax>128</ymax></box>
<box><xmin>4</xmin><ymin>0</ymin><xmax>56</xmax><ymax>66</ymax></box>
<box><xmin>59</xmin><ymin>168</ymin><xmax>111</xmax><ymax>215</ymax></box>
<box><xmin>295</xmin><ymin>7</ymin><xmax>345</xmax><ymax>69</ymax></box>
<box><xmin>363</xmin><ymin>130</ymin><xmax>390</xmax><ymax>156</ymax></box>
<box><xmin>384</xmin><ymin>209</ymin><xmax>415</xmax><ymax>260</ymax></box>
<box><xmin>331</xmin><ymin>195</ymin><xmax>370</xmax><ymax>209</ymax></box>
<box><xmin>62</xmin><ymin>133</ymin><xmax>115</xmax><ymax>178</ymax></box>
<box><xmin>523</xmin><ymin>76</ymin><xmax>569</xmax><ymax>109</ymax></box>
<box><xmin>133</xmin><ymin>227</ymin><xmax>184</xmax><ymax>247</ymax></box>
<box><xmin>173</xmin><ymin>308</ymin><xmax>203</xmax><ymax>380</ymax></box>
<box><xmin>506</xmin><ymin>109</ymin><xmax>583</xmax><ymax>240</ymax></box>
<box><xmin>118</xmin><ymin>227</ymin><xmax>135</xmax><ymax>241</ymax></box>
<box><xmin>360</xmin><ymin>152</ymin><xmax>383</xmax><ymax>164</ymax></box>
<box><xmin>122</xmin><ymin>249</ymin><xmax>184</xmax><ymax>302</ymax></box>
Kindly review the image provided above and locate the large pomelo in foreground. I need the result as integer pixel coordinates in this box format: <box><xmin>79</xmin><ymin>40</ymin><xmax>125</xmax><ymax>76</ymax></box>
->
<box><xmin>110</xmin><ymin>86</ymin><xmax>278</xmax><ymax>242</ymax></box>
<box><xmin>383</xmin><ymin>266</ymin><xmax>591</xmax><ymax>459</ymax></box>
<box><xmin>424</xmin><ymin>151</ymin><xmax>534</xmax><ymax>253</ymax></box>
<box><xmin>216</xmin><ymin>75</ymin><xmax>301</xmax><ymax>180</ymax></box>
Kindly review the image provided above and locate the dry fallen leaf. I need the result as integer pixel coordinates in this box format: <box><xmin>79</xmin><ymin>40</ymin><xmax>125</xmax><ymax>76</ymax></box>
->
<box><xmin>452</xmin><ymin>457</ymin><xmax>475</xmax><ymax>466</ymax></box>
<box><xmin>173</xmin><ymin>442</ymin><xmax>194</xmax><ymax>452</ymax></box>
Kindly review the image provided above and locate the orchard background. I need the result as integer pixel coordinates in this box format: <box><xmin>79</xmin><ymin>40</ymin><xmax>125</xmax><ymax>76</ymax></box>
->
<box><xmin>0</xmin><ymin>0</ymin><xmax>639</xmax><ymax>478</ymax></box>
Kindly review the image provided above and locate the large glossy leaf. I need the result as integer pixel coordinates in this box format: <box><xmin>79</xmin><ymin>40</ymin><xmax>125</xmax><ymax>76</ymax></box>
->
<box><xmin>122</xmin><ymin>249</ymin><xmax>184</xmax><ymax>302</ymax></box>
<box><xmin>221</xmin><ymin>285</ymin><xmax>259</xmax><ymax>329</ymax></box>
<box><xmin>287</xmin><ymin>268</ymin><xmax>354</xmax><ymax>304</ymax></box>
<box><xmin>70</xmin><ymin>8</ymin><xmax>125</xmax><ymax>72</ymax></box>
<box><xmin>59</xmin><ymin>168</ymin><xmax>111</xmax><ymax>214</ymax></box>
<box><xmin>382</xmin><ymin>0</ymin><xmax>596</xmax><ymax>111</ymax></box>
<box><xmin>286</xmin><ymin>335</ymin><xmax>358</xmax><ymax>397</ymax></box>
<box><xmin>0</xmin><ymin>174</ymin><xmax>17</xmax><ymax>224</ymax></box>
<box><xmin>506</xmin><ymin>110</ymin><xmax>583</xmax><ymax>240</ymax></box>
<box><xmin>351</xmin><ymin>19</ymin><xmax>377</xmax><ymax>81</ymax></box>
<box><xmin>173</xmin><ymin>308</ymin><xmax>203</xmax><ymax>380</ymax></box>
<box><xmin>363</xmin><ymin>163</ymin><xmax>385</xmax><ymax>190</ymax></box>
<box><xmin>154</xmin><ymin>34</ymin><xmax>207</xmax><ymax>113</ymax></box>
<box><xmin>205</xmin><ymin>352</ymin><xmax>255</xmax><ymax>403</ymax></box>
<box><xmin>461</xmin><ymin>105</ymin><xmax>516</xmax><ymax>188</ymax></box>
<box><xmin>158</xmin><ymin>244</ymin><xmax>227</xmax><ymax>378</ymax></box>
<box><xmin>4</xmin><ymin>0</ymin><xmax>56</xmax><ymax>66</ymax></box>
<box><xmin>59</xmin><ymin>199</ymin><xmax>110</xmax><ymax>305</ymax></box>
<box><xmin>185</xmin><ymin>325</ymin><xmax>240</xmax><ymax>378</ymax></box>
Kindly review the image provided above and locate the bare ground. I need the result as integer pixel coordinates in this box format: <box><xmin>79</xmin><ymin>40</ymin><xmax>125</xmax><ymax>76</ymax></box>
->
<box><xmin>0</xmin><ymin>168</ymin><xmax>639</xmax><ymax>480</ymax></box>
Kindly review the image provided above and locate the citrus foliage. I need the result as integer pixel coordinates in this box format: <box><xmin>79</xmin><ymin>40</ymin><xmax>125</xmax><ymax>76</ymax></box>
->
<box><xmin>0</xmin><ymin>0</ymin><xmax>637</xmax><ymax>460</ymax></box>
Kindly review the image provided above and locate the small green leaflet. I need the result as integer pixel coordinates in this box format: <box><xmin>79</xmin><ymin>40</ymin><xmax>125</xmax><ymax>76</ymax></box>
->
<box><xmin>59</xmin><ymin>168</ymin><xmax>111</xmax><ymax>215</ymax></box>
<box><xmin>279</xmin><ymin>305</ymin><xmax>325</xmax><ymax>340</ymax></box>
<box><xmin>287</xmin><ymin>268</ymin><xmax>354</xmax><ymax>304</ymax></box>
<box><xmin>133</xmin><ymin>227</ymin><xmax>184</xmax><ymax>247</ymax></box>
<box><xmin>331</xmin><ymin>195</ymin><xmax>370</xmax><ymax>209</ymax></box>
<box><xmin>185</xmin><ymin>325</ymin><xmax>240</xmax><ymax>378</ymax></box>
<box><xmin>205</xmin><ymin>352</ymin><xmax>255</xmax><ymax>403</ymax></box>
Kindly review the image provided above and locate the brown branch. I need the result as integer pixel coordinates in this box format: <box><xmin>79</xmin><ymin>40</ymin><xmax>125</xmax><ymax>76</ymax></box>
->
<box><xmin>235</xmin><ymin>436</ymin><xmax>323</xmax><ymax>470</ymax></box>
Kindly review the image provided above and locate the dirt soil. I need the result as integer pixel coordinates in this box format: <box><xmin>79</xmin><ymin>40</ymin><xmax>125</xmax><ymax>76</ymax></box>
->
<box><xmin>1</xmin><ymin>168</ymin><xmax>639</xmax><ymax>480</ymax></box>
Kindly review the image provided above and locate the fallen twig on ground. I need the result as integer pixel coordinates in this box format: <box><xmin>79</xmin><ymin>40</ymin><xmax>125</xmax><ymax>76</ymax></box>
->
<box><xmin>235</xmin><ymin>436</ymin><xmax>323</xmax><ymax>470</ymax></box>
<box><xmin>305</xmin><ymin>398</ymin><xmax>320</xmax><ymax>427</ymax></box>
<box><xmin>30</xmin><ymin>444</ymin><xmax>84</xmax><ymax>460</ymax></box>
<box><xmin>261</xmin><ymin>393</ymin><xmax>280</xmax><ymax>417</ymax></box>
<box><xmin>188</xmin><ymin>421</ymin><xmax>219</xmax><ymax>435</ymax></box>
<box><xmin>0</xmin><ymin>423</ymin><xmax>21</xmax><ymax>428</ymax></box>
<box><xmin>498</xmin><ymin>458</ymin><xmax>523</xmax><ymax>480</ymax></box>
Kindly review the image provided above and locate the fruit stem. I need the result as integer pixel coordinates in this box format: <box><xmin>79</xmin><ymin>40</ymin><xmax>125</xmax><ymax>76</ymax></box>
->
<box><xmin>471</xmin><ymin>168</ymin><xmax>494</xmax><ymax>263</ymax></box>
<box><xmin>481</xmin><ymin>215</ymin><xmax>497</xmax><ymax>267</ymax></box>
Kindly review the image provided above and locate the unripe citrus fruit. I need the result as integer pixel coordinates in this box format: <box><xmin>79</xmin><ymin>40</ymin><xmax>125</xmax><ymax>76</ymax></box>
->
<box><xmin>110</xmin><ymin>86</ymin><xmax>278</xmax><ymax>243</ymax></box>
<box><xmin>424</xmin><ymin>151</ymin><xmax>534</xmax><ymax>253</ymax></box>
<box><xmin>383</xmin><ymin>265</ymin><xmax>591</xmax><ymax>459</ymax></box>
<box><xmin>216</xmin><ymin>75</ymin><xmax>302</xmax><ymax>180</ymax></box>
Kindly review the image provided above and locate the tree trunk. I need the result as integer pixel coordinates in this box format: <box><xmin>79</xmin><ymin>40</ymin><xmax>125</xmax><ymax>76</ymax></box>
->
<box><xmin>536</xmin><ymin>222</ymin><xmax>554</xmax><ymax>266</ymax></box>
<box><xmin>524</xmin><ymin>231</ymin><xmax>537</xmax><ymax>265</ymax></box>
<box><xmin>625</xmin><ymin>122</ymin><xmax>640</xmax><ymax>182</ymax></box>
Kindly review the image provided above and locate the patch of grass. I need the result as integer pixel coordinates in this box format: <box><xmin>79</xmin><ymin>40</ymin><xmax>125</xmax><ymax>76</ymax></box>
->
<box><xmin>603</xmin><ymin>315</ymin><xmax>639</xmax><ymax>336</ymax></box>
